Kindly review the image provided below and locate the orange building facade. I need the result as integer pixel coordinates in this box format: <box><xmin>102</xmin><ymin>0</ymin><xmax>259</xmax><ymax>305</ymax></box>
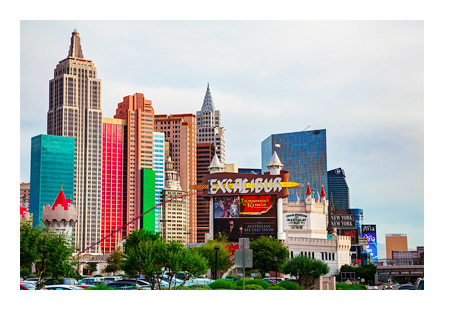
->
<box><xmin>385</xmin><ymin>234</ymin><xmax>408</xmax><ymax>259</ymax></box>
<box><xmin>114</xmin><ymin>93</ymin><xmax>155</xmax><ymax>236</ymax></box>
<box><xmin>154</xmin><ymin>114</ymin><xmax>197</xmax><ymax>243</ymax></box>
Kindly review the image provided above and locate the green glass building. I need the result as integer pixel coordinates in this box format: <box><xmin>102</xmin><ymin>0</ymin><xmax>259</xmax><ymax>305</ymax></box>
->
<box><xmin>30</xmin><ymin>134</ymin><xmax>75</xmax><ymax>228</ymax></box>
<box><xmin>140</xmin><ymin>168</ymin><xmax>156</xmax><ymax>233</ymax></box>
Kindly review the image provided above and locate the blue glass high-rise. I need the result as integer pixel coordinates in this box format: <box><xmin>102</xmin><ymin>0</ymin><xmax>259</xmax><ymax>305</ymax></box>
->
<box><xmin>261</xmin><ymin>129</ymin><xmax>327</xmax><ymax>202</ymax></box>
<box><xmin>327</xmin><ymin>167</ymin><xmax>350</xmax><ymax>212</ymax></box>
<box><xmin>29</xmin><ymin>134</ymin><xmax>75</xmax><ymax>228</ymax></box>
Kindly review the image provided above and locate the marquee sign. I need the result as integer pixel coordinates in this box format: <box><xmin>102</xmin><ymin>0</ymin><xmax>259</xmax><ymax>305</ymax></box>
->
<box><xmin>198</xmin><ymin>171</ymin><xmax>296</xmax><ymax>199</ymax></box>
<box><xmin>329</xmin><ymin>214</ymin><xmax>356</xmax><ymax>228</ymax></box>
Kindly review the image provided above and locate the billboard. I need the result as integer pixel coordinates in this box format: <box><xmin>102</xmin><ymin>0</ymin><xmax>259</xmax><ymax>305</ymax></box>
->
<box><xmin>214</xmin><ymin>195</ymin><xmax>277</xmax><ymax>241</ymax></box>
<box><xmin>329</xmin><ymin>214</ymin><xmax>355</xmax><ymax>228</ymax></box>
<box><xmin>339</xmin><ymin>228</ymin><xmax>358</xmax><ymax>244</ymax></box>
<box><xmin>362</xmin><ymin>224</ymin><xmax>378</xmax><ymax>264</ymax></box>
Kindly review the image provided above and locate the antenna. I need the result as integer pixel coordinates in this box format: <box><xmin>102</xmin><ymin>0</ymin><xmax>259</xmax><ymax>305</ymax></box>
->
<box><xmin>303</xmin><ymin>125</ymin><xmax>311</xmax><ymax>131</ymax></box>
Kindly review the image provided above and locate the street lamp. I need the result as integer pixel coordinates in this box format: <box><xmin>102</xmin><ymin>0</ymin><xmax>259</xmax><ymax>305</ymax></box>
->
<box><xmin>214</xmin><ymin>245</ymin><xmax>220</xmax><ymax>281</ymax></box>
<box><xmin>274</xmin><ymin>256</ymin><xmax>278</xmax><ymax>284</ymax></box>
<box><xmin>76</xmin><ymin>248</ymin><xmax>80</xmax><ymax>276</ymax></box>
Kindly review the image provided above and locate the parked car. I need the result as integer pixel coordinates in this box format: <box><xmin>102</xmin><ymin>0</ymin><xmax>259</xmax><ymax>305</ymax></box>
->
<box><xmin>398</xmin><ymin>283</ymin><xmax>415</xmax><ymax>290</ymax></box>
<box><xmin>415</xmin><ymin>278</ymin><xmax>424</xmax><ymax>290</ymax></box>
<box><xmin>106</xmin><ymin>279</ymin><xmax>152</xmax><ymax>290</ymax></box>
<box><xmin>76</xmin><ymin>284</ymin><xmax>95</xmax><ymax>289</ymax></box>
<box><xmin>20</xmin><ymin>282</ymin><xmax>36</xmax><ymax>290</ymax></box>
<box><xmin>23</xmin><ymin>278</ymin><xmax>39</xmax><ymax>284</ymax></box>
<box><xmin>45</xmin><ymin>278</ymin><xmax>78</xmax><ymax>285</ymax></box>
<box><xmin>45</xmin><ymin>285</ymin><xmax>82</xmax><ymax>290</ymax></box>
<box><xmin>78</xmin><ymin>277</ymin><xmax>105</xmax><ymax>285</ymax></box>
<box><xmin>102</xmin><ymin>276</ymin><xmax>122</xmax><ymax>283</ymax></box>
<box><xmin>263</xmin><ymin>277</ymin><xmax>284</xmax><ymax>284</ymax></box>
<box><xmin>184</xmin><ymin>277</ymin><xmax>213</xmax><ymax>286</ymax></box>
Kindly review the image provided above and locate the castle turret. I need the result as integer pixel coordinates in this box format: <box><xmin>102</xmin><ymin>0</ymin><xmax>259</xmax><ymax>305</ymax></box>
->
<box><xmin>267</xmin><ymin>151</ymin><xmax>283</xmax><ymax>175</ymax></box>
<box><xmin>42</xmin><ymin>185</ymin><xmax>77</xmax><ymax>240</ymax></box>
<box><xmin>208</xmin><ymin>154</ymin><xmax>225</xmax><ymax>174</ymax></box>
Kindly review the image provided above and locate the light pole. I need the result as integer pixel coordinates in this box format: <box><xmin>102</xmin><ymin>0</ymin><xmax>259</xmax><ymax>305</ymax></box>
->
<box><xmin>274</xmin><ymin>256</ymin><xmax>278</xmax><ymax>284</ymax></box>
<box><xmin>214</xmin><ymin>245</ymin><xmax>220</xmax><ymax>280</ymax></box>
<box><xmin>76</xmin><ymin>248</ymin><xmax>80</xmax><ymax>277</ymax></box>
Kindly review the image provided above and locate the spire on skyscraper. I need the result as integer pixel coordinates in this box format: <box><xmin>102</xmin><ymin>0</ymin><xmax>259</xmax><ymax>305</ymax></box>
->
<box><xmin>201</xmin><ymin>83</ymin><xmax>215</xmax><ymax>112</ymax></box>
<box><xmin>68</xmin><ymin>29</ymin><xmax>84</xmax><ymax>59</ymax></box>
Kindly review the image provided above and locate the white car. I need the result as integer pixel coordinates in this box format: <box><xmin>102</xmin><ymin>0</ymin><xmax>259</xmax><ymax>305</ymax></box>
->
<box><xmin>45</xmin><ymin>285</ymin><xmax>83</xmax><ymax>290</ymax></box>
<box><xmin>184</xmin><ymin>278</ymin><xmax>213</xmax><ymax>286</ymax></box>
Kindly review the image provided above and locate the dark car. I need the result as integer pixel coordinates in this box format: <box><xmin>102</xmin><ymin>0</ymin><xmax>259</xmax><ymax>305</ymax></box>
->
<box><xmin>398</xmin><ymin>284</ymin><xmax>415</xmax><ymax>290</ymax></box>
<box><xmin>415</xmin><ymin>278</ymin><xmax>424</xmax><ymax>290</ymax></box>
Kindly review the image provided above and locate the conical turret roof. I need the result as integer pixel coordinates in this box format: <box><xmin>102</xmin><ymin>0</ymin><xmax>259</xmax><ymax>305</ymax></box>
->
<box><xmin>267</xmin><ymin>151</ymin><xmax>283</xmax><ymax>168</ymax></box>
<box><xmin>52</xmin><ymin>185</ymin><xmax>70</xmax><ymax>210</ymax></box>
<box><xmin>320</xmin><ymin>185</ymin><xmax>326</xmax><ymax>197</ymax></box>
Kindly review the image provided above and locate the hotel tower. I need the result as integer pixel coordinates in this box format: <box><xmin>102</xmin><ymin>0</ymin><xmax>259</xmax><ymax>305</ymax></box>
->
<box><xmin>47</xmin><ymin>30</ymin><xmax>102</xmax><ymax>254</ymax></box>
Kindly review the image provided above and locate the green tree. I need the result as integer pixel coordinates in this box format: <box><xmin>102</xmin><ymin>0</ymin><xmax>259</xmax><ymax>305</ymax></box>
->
<box><xmin>83</xmin><ymin>262</ymin><xmax>98</xmax><ymax>275</ymax></box>
<box><xmin>34</xmin><ymin>230</ymin><xmax>77</xmax><ymax>289</ymax></box>
<box><xmin>282</xmin><ymin>256</ymin><xmax>330</xmax><ymax>290</ymax></box>
<box><xmin>123</xmin><ymin>229</ymin><xmax>160</xmax><ymax>253</ymax></box>
<box><xmin>250</xmin><ymin>236</ymin><xmax>289</xmax><ymax>277</ymax></box>
<box><xmin>104</xmin><ymin>246</ymin><xmax>123</xmax><ymax>274</ymax></box>
<box><xmin>20</xmin><ymin>221</ymin><xmax>41</xmax><ymax>272</ymax></box>
<box><xmin>196</xmin><ymin>239</ymin><xmax>232</xmax><ymax>279</ymax></box>
<box><xmin>176</xmin><ymin>248</ymin><xmax>208</xmax><ymax>289</ymax></box>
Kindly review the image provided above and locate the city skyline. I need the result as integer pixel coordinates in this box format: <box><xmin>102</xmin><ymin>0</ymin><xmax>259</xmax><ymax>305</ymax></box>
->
<box><xmin>20</xmin><ymin>20</ymin><xmax>424</xmax><ymax>253</ymax></box>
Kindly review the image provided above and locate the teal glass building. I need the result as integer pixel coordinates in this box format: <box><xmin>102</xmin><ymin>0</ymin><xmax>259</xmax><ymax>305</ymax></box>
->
<box><xmin>261</xmin><ymin>129</ymin><xmax>327</xmax><ymax>202</ymax></box>
<box><xmin>29</xmin><ymin>134</ymin><xmax>75</xmax><ymax>228</ymax></box>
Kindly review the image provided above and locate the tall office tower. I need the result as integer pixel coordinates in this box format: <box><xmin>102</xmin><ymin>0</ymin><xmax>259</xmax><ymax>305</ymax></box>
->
<box><xmin>101</xmin><ymin>118</ymin><xmax>126</xmax><ymax>253</ymax></box>
<box><xmin>20</xmin><ymin>182</ymin><xmax>30</xmax><ymax>210</ymax></box>
<box><xmin>386</xmin><ymin>234</ymin><xmax>408</xmax><ymax>259</ymax></box>
<box><xmin>261</xmin><ymin>129</ymin><xmax>328</xmax><ymax>202</ymax></box>
<box><xmin>152</xmin><ymin>132</ymin><xmax>165</xmax><ymax>233</ymax></box>
<box><xmin>154</xmin><ymin>114</ymin><xmax>197</xmax><ymax>243</ymax></box>
<box><xmin>114</xmin><ymin>93</ymin><xmax>155</xmax><ymax>236</ymax></box>
<box><xmin>47</xmin><ymin>30</ymin><xmax>102</xmax><ymax>253</ymax></box>
<box><xmin>30</xmin><ymin>134</ymin><xmax>75</xmax><ymax>229</ymax></box>
<box><xmin>196</xmin><ymin>84</ymin><xmax>225</xmax><ymax>163</ymax></box>
<box><xmin>327</xmin><ymin>168</ymin><xmax>350</xmax><ymax>213</ymax></box>
<box><xmin>162</xmin><ymin>156</ymin><xmax>188</xmax><ymax>244</ymax></box>
<box><xmin>196</xmin><ymin>143</ymin><xmax>216</xmax><ymax>242</ymax></box>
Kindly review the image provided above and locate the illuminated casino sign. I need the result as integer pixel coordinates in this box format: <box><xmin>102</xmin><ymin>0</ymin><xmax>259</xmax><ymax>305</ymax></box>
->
<box><xmin>200</xmin><ymin>171</ymin><xmax>295</xmax><ymax>199</ymax></box>
<box><xmin>194</xmin><ymin>171</ymin><xmax>300</xmax><ymax>241</ymax></box>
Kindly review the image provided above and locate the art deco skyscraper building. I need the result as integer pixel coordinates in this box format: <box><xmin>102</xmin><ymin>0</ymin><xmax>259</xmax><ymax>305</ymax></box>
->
<box><xmin>196</xmin><ymin>84</ymin><xmax>225</xmax><ymax>163</ymax></box>
<box><xmin>47</xmin><ymin>30</ymin><xmax>102</xmax><ymax>254</ymax></box>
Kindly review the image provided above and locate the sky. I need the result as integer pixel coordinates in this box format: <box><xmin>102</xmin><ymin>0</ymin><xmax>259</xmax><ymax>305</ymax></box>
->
<box><xmin>20</xmin><ymin>20</ymin><xmax>424</xmax><ymax>254</ymax></box>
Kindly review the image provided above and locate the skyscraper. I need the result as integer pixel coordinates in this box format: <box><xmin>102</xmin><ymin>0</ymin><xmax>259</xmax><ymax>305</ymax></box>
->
<box><xmin>155</xmin><ymin>114</ymin><xmax>197</xmax><ymax>243</ymax></box>
<box><xmin>162</xmin><ymin>156</ymin><xmax>188</xmax><ymax>244</ymax></box>
<box><xmin>196</xmin><ymin>143</ymin><xmax>215</xmax><ymax>242</ymax></box>
<box><xmin>196</xmin><ymin>84</ymin><xmax>225</xmax><ymax>163</ymax></box>
<box><xmin>152</xmin><ymin>131</ymin><xmax>165</xmax><ymax>233</ymax></box>
<box><xmin>261</xmin><ymin>129</ymin><xmax>328</xmax><ymax>202</ymax></box>
<box><xmin>327</xmin><ymin>168</ymin><xmax>350</xmax><ymax>212</ymax></box>
<box><xmin>386</xmin><ymin>234</ymin><xmax>408</xmax><ymax>259</ymax></box>
<box><xmin>47</xmin><ymin>30</ymin><xmax>102</xmax><ymax>253</ymax></box>
<box><xmin>114</xmin><ymin>93</ymin><xmax>155</xmax><ymax>236</ymax></box>
<box><xmin>30</xmin><ymin>134</ymin><xmax>75</xmax><ymax>229</ymax></box>
<box><xmin>101</xmin><ymin>118</ymin><xmax>126</xmax><ymax>253</ymax></box>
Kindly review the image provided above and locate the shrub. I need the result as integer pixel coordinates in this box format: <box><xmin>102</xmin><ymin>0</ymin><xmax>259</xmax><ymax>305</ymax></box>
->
<box><xmin>267</xmin><ymin>285</ymin><xmax>286</xmax><ymax>290</ymax></box>
<box><xmin>209</xmin><ymin>280</ymin><xmax>236</xmax><ymax>290</ymax></box>
<box><xmin>235</xmin><ymin>284</ymin><xmax>264</xmax><ymax>290</ymax></box>
<box><xmin>187</xmin><ymin>284</ymin><xmax>211</xmax><ymax>290</ymax></box>
<box><xmin>336</xmin><ymin>283</ymin><xmax>367</xmax><ymax>290</ymax></box>
<box><xmin>235</xmin><ymin>279</ymin><xmax>269</xmax><ymax>289</ymax></box>
<box><xmin>84</xmin><ymin>284</ymin><xmax>113</xmax><ymax>290</ymax></box>
<box><xmin>277</xmin><ymin>281</ymin><xmax>302</xmax><ymax>290</ymax></box>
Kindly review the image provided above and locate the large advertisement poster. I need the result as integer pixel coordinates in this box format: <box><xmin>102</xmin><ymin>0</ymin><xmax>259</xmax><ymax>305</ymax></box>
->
<box><xmin>362</xmin><ymin>224</ymin><xmax>378</xmax><ymax>265</ymax></box>
<box><xmin>214</xmin><ymin>195</ymin><xmax>277</xmax><ymax>241</ymax></box>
